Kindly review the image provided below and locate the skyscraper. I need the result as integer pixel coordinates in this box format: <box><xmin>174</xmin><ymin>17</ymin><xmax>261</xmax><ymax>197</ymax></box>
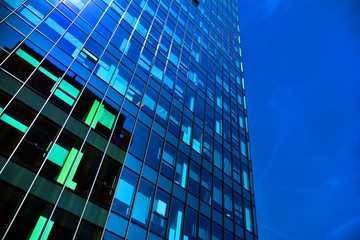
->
<box><xmin>0</xmin><ymin>0</ymin><xmax>257</xmax><ymax>239</ymax></box>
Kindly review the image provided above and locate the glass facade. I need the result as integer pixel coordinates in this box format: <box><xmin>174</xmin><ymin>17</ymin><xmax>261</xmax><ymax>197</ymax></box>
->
<box><xmin>0</xmin><ymin>0</ymin><xmax>257</xmax><ymax>239</ymax></box>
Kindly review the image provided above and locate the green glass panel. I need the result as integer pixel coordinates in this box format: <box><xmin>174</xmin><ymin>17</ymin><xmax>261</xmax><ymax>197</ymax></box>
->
<box><xmin>82</xmin><ymin>48</ymin><xmax>98</xmax><ymax>62</ymax></box>
<box><xmin>15</xmin><ymin>48</ymin><xmax>39</xmax><ymax>68</ymax></box>
<box><xmin>56</xmin><ymin>148</ymin><xmax>83</xmax><ymax>190</ymax></box>
<box><xmin>66</xmin><ymin>150</ymin><xmax>83</xmax><ymax>190</ymax></box>
<box><xmin>85</xmin><ymin>100</ymin><xmax>104</xmax><ymax>128</ymax></box>
<box><xmin>16</xmin><ymin>48</ymin><xmax>59</xmax><ymax>83</ymax></box>
<box><xmin>42</xmin><ymin>219</ymin><xmax>54</xmax><ymax>240</ymax></box>
<box><xmin>39</xmin><ymin>66</ymin><xmax>58</xmax><ymax>82</ymax></box>
<box><xmin>47</xmin><ymin>143</ymin><xmax>69</xmax><ymax>167</ymax></box>
<box><xmin>58</xmin><ymin>80</ymin><xmax>80</xmax><ymax>98</ymax></box>
<box><xmin>54</xmin><ymin>89</ymin><xmax>75</xmax><ymax>106</ymax></box>
<box><xmin>29</xmin><ymin>215</ymin><xmax>54</xmax><ymax>240</ymax></box>
<box><xmin>85</xmin><ymin>100</ymin><xmax>100</xmax><ymax>126</ymax></box>
<box><xmin>43</xmin><ymin>141</ymin><xmax>53</xmax><ymax>157</ymax></box>
<box><xmin>0</xmin><ymin>108</ymin><xmax>28</xmax><ymax>132</ymax></box>
<box><xmin>98</xmin><ymin>109</ymin><xmax>115</xmax><ymax>129</ymax></box>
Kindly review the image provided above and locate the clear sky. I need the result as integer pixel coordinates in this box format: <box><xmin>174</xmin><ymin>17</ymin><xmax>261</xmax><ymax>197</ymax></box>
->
<box><xmin>237</xmin><ymin>0</ymin><xmax>360</xmax><ymax>239</ymax></box>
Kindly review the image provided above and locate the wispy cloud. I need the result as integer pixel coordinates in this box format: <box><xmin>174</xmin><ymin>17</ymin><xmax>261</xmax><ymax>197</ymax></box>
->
<box><xmin>266</xmin><ymin>0</ymin><xmax>281</xmax><ymax>11</ymax></box>
<box><xmin>259</xmin><ymin>222</ymin><xmax>296</xmax><ymax>240</ymax></box>
<box><xmin>326</xmin><ymin>217</ymin><xmax>360</xmax><ymax>240</ymax></box>
<box><xmin>262</xmin><ymin>0</ymin><xmax>292</xmax><ymax>16</ymax></box>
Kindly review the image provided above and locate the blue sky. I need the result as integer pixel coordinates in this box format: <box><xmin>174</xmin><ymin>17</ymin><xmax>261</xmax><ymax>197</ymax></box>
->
<box><xmin>237</xmin><ymin>0</ymin><xmax>360</xmax><ymax>239</ymax></box>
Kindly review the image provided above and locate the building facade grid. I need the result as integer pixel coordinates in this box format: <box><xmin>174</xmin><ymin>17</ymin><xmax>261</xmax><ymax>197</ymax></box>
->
<box><xmin>0</xmin><ymin>0</ymin><xmax>257</xmax><ymax>239</ymax></box>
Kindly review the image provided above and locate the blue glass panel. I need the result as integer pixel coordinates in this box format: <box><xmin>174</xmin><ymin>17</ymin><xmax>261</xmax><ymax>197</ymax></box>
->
<box><xmin>167</xmin><ymin>198</ymin><xmax>184</xmax><ymax>240</ymax></box>
<box><xmin>106</xmin><ymin>213</ymin><xmax>128</xmax><ymax>237</ymax></box>
<box><xmin>114</xmin><ymin>168</ymin><xmax>138</xmax><ymax>216</ymax></box>
<box><xmin>0</xmin><ymin>23</ymin><xmax>24</xmax><ymax>51</ymax></box>
<box><xmin>132</xmin><ymin>179</ymin><xmax>154</xmax><ymax>225</ymax></box>
<box><xmin>128</xmin><ymin>121</ymin><xmax>150</xmax><ymax>159</ymax></box>
<box><xmin>144</xmin><ymin>132</ymin><xmax>163</xmax><ymax>170</ymax></box>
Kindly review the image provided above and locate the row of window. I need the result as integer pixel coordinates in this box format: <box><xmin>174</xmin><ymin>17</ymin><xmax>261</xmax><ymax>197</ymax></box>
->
<box><xmin>1</xmin><ymin>42</ymin><xmax>249</xmax><ymax>169</ymax></box>
<box><xmin>0</xmin><ymin>0</ymin><xmax>244</xmax><ymax>110</ymax></box>
<box><xmin>0</xmin><ymin>182</ymin><xmax>103</xmax><ymax>239</ymax></box>
<box><xmin>0</xmin><ymin>0</ymin><xmax>252</xmax><ymax>173</ymax></box>
<box><xmin>0</xmin><ymin>78</ymin><xmax>255</xmax><ymax>239</ymax></box>
<box><xmin>127</xmin><ymin>121</ymin><xmax>252</xmax><ymax>194</ymax></box>
<box><xmin>0</xmin><ymin>88</ymin><xmax>124</xmax><ymax>210</ymax></box>
<box><xmin>106</xmin><ymin>166</ymin><xmax>255</xmax><ymax>239</ymax></box>
<box><xmin>0</xmin><ymin>2</ymin><xmax>251</xmax><ymax>171</ymax></box>
<box><xmin>0</xmin><ymin>0</ymin><xmax>243</xmax><ymax>74</ymax></box>
<box><xmin>0</xmin><ymin>80</ymin><xmax>255</xmax><ymax>240</ymax></box>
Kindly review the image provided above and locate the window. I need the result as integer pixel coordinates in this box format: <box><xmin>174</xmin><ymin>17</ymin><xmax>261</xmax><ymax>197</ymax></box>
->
<box><xmin>215</xmin><ymin>113</ymin><xmax>222</xmax><ymax>135</ymax></box>
<box><xmin>223</xmin><ymin>150</ymin><xmax>231</xmax><ymax>176</ymax></box>
<box><xmin>245</xmin><ymin>207</ymin><xmax>253</xmax><ymax>232</ymax></box>
<box><xmin>145</xmin><ymin>132</ymin><xmax>164</xmax><ymax>170</ymax></box>
<box><xmin>91</xmin><ymin>157</ymin><xmax>122</xmax><ymax>208</ymax></box>
<box><xmin>132</xmin><ymin>179</ymin><xmax>154</xmax><ymax>225</ymax></box>
<box><xmin>234</xmin><ymin>193</ymin><xmax>243</xmax><ymax>226</ymax></box>
<box><xmin>169</xmin><ymin>106</ymin><xmax>181</xmax><ymax>136</ymax></box>
<box><xmin>243</xmin><ymin>167</ymin><xmax>250</xmax><ymax>191</ymax></box>
<box><xmin>141</xmin><ymin>87</ymin><xmax>158</xmax><ymax>117</ymax></box>
<box><xmin>112</xmin><ymin>63</ymin><xmax>132</xmax><ymax>96</ymax></box>
<box><xmin>192</xmin><ymin>124</ymin><xmax>203</xmax><ymax>154</ymax></box>
<box><xmin>105</xmin><ymin>213</ymin><xmax>128</xmax><ymax>237</ymax></box>
<box><xmin>212</xmin><ymin>222</ymin><xmax>222</xmax><ymax>240</ymax></box>
<box><xmin>213</xmin><ymin>141</ymin><xmax>222</xmax><ymax>170</ymax></box>
<box><xmin>155</xmin><ymin>96</ymin><xmax>170</xmax><ymax>125</ymax></box>
<box><xmin>150</xmin><ymin>189</ymin><xmax>170</xmax><ymax>236</ymax></box>
<box><xmin>240</xmin><ymin>137</ymin><xmax>248</xmax><ymax>157</ymax></box>
<box><xmin>113</xmin><ymin>168</ymin><xmax>138</xmax><ymax>217</ymax></box>
<box><xmin>111</xmin><ymin>24</ymin><xmax>131</xmax><ymax>54</ymax></box>
<box><xmin>185</xmin><ymin>88</ymin><xmax>195</xmax><ymax>111</ymax></box>
<box><xmin>95</xmin><ymin>50</ymin><xmax>118</xmax><ymax>83</ymax></box>
<box><xmin>213</xmin><ymin>177</ymin><xmax>222</xmax><ymax>211</ymax></box>
<box><xmin>224</xmin><ymin>184</ymin><xmax>233</xmax><ymax>218</ymax></box>
<box><xmin>164</xmin><ymin>69</ymin><xmax>175</xmax><ymax>90</ymax></box>
<box><xmin>111</xmin><ymin>111</ymin><xmax>134</xmax><ymax>151</ymax></box>
<box><xmin>174</xmin><ymin>151</ymin><xmax>188</xmax><ymax>188</ymax></box>
<box><xmin>13</xmin><ymin>115</ymin><xmax>58</xmax><ymax>169</ymax></box>
<box><xmin>233</xmin><ymin>158</ymin><xmax>241</xmax><ymax>184</ymax></box>
<box><xmin>5</xmin><ymin>195</ymin><xmax>80</xmax><ymax>239</ymax></box>
<box><xmin>201</xmin><ymin>169</ymin><xmax>212</xmax><ymax>204</ymax></box>
<box><xmin>181</xmin><ymin>116</ymin><xmax>191</xmax><ymax>145</ymax></box>
<box><xmin>184</xmin><ymin>207</ymin><xmax>197</xmax><ymax>239</ymax></box>
<box><xmin>85</xmin><ymin>99</ymin><xmax>115</xmax><ymax>129</ymax></box>
<box><xmin>174</xmin><ymin>79</ymin><xmax>185</xmax><ymax>103</ymax></box>
<box><xmin>0</xmin><ymin>96</ymin><xmax>43</xmax><ymax>163</ymax></box>
<box><xmin>188</xmin><ymin>161</ymin><xmax>200</xmax><ymax>196</ymax></box>
<box><xmin>195</xmin><ymin>94</ymin><xmax>205</xmax><ymax>120</ymax></box>
<box><xmin>128</xmin><ymin>121</ymin><xmax>150</xmax><ymax>160</ymax></box>
<box><xmin>161</xmin><ymin>142</ymin><xmax>176</xmax><ymax>179</ymax></box>
<box><xmin>167</xmin><ymin>198</ymin><xmax>184</xmax><ymax>240</ymax></box>
<box><xmin>151</xmin><ymin>60</ymin><xmax>164</xmax><ymax>82</ymax></box>
<box><xmin>198</xmin><ymin>215</ymin><xmax>210</xmax><ymax>240</ymax></box>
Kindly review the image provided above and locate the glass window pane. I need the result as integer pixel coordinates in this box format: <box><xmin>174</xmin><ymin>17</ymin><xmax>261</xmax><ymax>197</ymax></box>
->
<box><xmin>145</xmin><ymin>131</ymin><xmax>163</xmax><ymax>170</ymax></box>
<box><xmin>174</xmin><ymin>151</ymin><xmax>188</xmax><ymax>188</ymax></box>
<box><xmin>150</xmin><ymin>189</ymin><xmax>170</xmax><ymax>236</ymax></box>
<box><xmin>198</xmin><ymin>215</ymin><xmax>210</xmax><ymax>240</ymax></box>
<box><xmin>167</xmin><ymin>198</ymin><xmax>184</xmax><ymax>240</ymax></box>
<box><xmin>128</xmin><ymin>121</ymin><xmax>150</xmax><ymax>159</ymax></box>
<box><xmin>132</xmin><ymin>179</ymin><xmax>154</xmax><ymax>225</ymax></box>
<box><xmin>113</xmin><ymin>168</ymin><xmax>138</xmax><ymax>216</ymax></box>
<box><xmin>184</xmin><ymin>206</ymin><xmax>197</xmax><ymax>240</ymax></box>
<box><xmin>188</xmin><ymin>161</ymin><xmax>200</xmax><ymax>196</ymax></box>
